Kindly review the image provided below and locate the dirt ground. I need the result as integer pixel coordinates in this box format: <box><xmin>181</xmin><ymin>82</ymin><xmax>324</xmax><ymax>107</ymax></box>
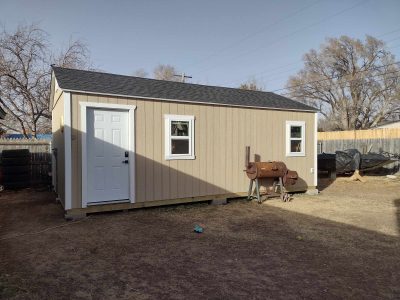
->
<box><xmin>0</xmin><ymin>177</ymin><xmax>399</xmax><ymax>299</ymax></box>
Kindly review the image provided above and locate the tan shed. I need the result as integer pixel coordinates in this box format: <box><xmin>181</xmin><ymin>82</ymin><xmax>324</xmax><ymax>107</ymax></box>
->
<box><xmin>50</xmin><ymin>67</ymin><xmax>318</xmax><ymax>218</ymax></box>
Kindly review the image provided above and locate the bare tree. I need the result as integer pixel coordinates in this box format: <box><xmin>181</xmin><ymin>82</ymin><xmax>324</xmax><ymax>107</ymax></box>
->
<box><xmin>285</xmin><ymin>36</ymin><xmax>400</xmax><ymax>130</ymax></box>
<box><xmin>133</xmin><ymin>68</ymin><xmax>148</xmax><ymax>78</ymax></box>
<box><xmin>0</xmin><ymin>24</ymin><xmax>91</xmax><ymax>137</ymax></box>
<box><xmin>153</xmin><ymin>64</ymin><xmax>180</xmax><ymax>81</ymax></box>
<box><xmin>239</xmin><ymin>78</ymin><xmax>264</xmax><ymax>91</ymax></box>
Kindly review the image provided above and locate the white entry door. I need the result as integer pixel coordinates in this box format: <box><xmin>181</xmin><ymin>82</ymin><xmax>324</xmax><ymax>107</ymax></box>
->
<box><xmin>87</xmin><ymin>108</ymin><xmax>130</xmax><ymax>203</ymax></box>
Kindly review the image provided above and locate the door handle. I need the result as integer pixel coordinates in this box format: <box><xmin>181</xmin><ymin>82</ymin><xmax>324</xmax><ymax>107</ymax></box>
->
<box><xmin>122</xmin><ymin>160</ymin><xmax>129</xmax><ymax>164</ymax></box>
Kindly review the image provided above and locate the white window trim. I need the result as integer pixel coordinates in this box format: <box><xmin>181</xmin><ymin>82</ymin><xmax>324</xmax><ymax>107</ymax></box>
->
<box><xmin>80</xmin><ymin>102</ymin><xmax>137</xmax><ymax>208</ymax></box>
<box><xmin>164</xmin><ymin>114</ymin><xmax>195</xmax><ymax>160</ymax></box>
<box><xmin>286</xmin><ymin>121</ymin><xmax>306</xmax><ymax>157</ymax></box>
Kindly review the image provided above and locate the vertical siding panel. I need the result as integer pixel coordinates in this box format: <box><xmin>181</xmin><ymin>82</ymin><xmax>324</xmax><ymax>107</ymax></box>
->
<box><xmin>206</xmin><ymin>106</ymin><xmax>215</xmax><ymax>194</ymax></box>
<box><xmin>245</xmin><ymin>108</ymin><xmax>251</xmax><ymax>160</ymax></box>
<box><xmin>87</xmin><ymin>94</ymin><xmax>97</xmax><ymax>104</ymax></box>
<box><xmin>71</xmin><ymin>94</ymin><xmax>79</xmax><ymax>208</ymax></box>
<box><xmin>213</xmin><ymin>106</ymin><xmax>221</xmax><ymax>193</ymax></box>
<box><xmin>136</xmin><ymin>100</ymin><xmax>146</xmax><ymax>202</ymax></box>
<box><xmin>270</xmin><ymin>110</ymin><xmax>275</xmax><ymax>160</ymax></box>
<box><xmin>175</xmin><ymin>104</ymin><xmax>186</xmax><ymax>197</ymax></box>
<box><xmin>76</xmin><ymin>94</ymin><xmax>87</xmax><ymax>208</ymax></box>
<box><xmin>169</xmin><ymin>103</ymin><xmax>178</xmax><ymax>199</ymax></box>
<box><xmin>251</xmin><ymin>108</ymin><xmax>257</xmax><ymax>160</ymax></box>
<box><xmin>119</xmin><ymin>97</ymin><xmax>128</xmax><ymax>105</ymax></box>
<box><xmin>153</xmin><ymin>101</ymin><xmax>163</xmax><ymax>200</ymax></box>
<box><xmin>181</xmin><ymin>104</ymin><xmax>192</xmax><ymax>197</ymax></box>
<box><xmin>161</xmin><ymin>102</ymin><xmax>170</xmax><ymax>199</ymax></box>
<box><xmin>191</xmin><ymin>104</ymin><xmax>200</xmax><ymax>196</ymax></box>
<box><xmin>259</xmin><ymin>109</ymin><xmax>268</xmax><ymax>161</ymax></box>
<box><xmin>108</xmin><ymin>96</ymin><xmax>118</xmax><ymax>104</ymax></box>
<box><xmin>237</xmin><ymin>109</ymin><xmax>244</xmax><ymax>192</ymax></box>
<box><xmin>241</xmin><ymin>109</ymin><xmax>248</xmax><ymax>191</ymax></box>
<box><xmin>231</xmin><ymin>108</ymin><xmax>239</xmax><ymax>192</ymax></box>
<box><xmin>219</xmin><ymin>107</ymin><xmax>226</xmax><ymax>192</ymax></box>
<box><xmin>125</xmin><ymin>97</ymin><xmax>137</xmax><ymax>195</ymax></box>
<box><xmin>199</xmin><ymin>105</ymin><xmax>207</xmax><ymax>195</ymax></box>
<box><xmin>277</xmin><ymin>110</ymin><xmax>283</xmax><ymax>161</ymax></box>
<box><xmin>145</xmin><ymin>101</ymin><xmax>154</xmax><ymax>201</ymax></box>
<box><xmin>225</xmin><ymin>107</ymin><xmax>233</xmax><ymax>192</ymax></box>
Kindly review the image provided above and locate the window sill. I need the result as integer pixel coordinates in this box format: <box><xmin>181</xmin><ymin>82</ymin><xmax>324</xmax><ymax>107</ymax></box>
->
<box><xmin>286</xmin><ymin>152</ymin><xmax>306</xmax><ymax>157</ymax></box>
<box><xmin>165</xmin><ymin>155</ymin><xmax>196</xmax><ymax>160</ymax></box>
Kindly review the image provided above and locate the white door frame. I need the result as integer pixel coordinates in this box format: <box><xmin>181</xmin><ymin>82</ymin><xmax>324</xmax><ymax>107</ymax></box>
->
<box><xmin>80</xmin><ymin>102</ymin><xmax>137</xmax><ymax>208</ymax></box>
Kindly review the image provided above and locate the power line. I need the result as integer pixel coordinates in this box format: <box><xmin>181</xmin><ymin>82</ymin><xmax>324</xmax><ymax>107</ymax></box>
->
<box><xmin>261</xmin><ymin>41</ymin><xmax>400</xmax><ymax>82</ymax></box>
<box><xmin>196</xmin><ymin>0</ymin><xmax>368</xmax><ymax>75</ymax></box>
<box><xmin>184</xmin><ymin>0</ymin><xmax>322</xmax><ymax>70</ymax></box>
<box><xmin>279</xmin><ymin>76</ymin><xmax>400</xmax><ymax>96</ymax></box>
<box><xmin>276</xmin><ymin>68</ymin><xmax>400</xmax><ymax>95</ymax></box>
<box><xmin>276</xmin><ymin>65</ymin><xmax>400</xmax><ymax>93</ymax></box>
<box><xmin>228</xmin><ymin>37</ymin><xmax>400</xmax><ymax>88</ymax></box>
<box><xmin>280</xmin><ymin>75</ymin><xmax>400</xmax><ymax>97</ymax></box>
<box><xmin>377</xmin><ymin>27</ymin><xmax>400</xmax><ymax>38</ymax></box>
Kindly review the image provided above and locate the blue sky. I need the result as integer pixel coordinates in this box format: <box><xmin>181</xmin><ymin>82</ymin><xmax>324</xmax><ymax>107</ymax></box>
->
<box><xmin>1</xmin><ymin>0</ymin><xmax>400</xmax><ymax>92</ymax></box>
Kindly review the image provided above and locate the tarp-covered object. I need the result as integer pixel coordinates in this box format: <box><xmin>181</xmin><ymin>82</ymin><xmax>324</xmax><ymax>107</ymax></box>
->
<box><xmin>336</xmin><ymin>149</ymin><xmax>362</xmax><ymax>173</ymax></box>
<box><xmin>318</xmin><ymin>149</ymin><xmax>398</xmax><ymax>174</ymax></box>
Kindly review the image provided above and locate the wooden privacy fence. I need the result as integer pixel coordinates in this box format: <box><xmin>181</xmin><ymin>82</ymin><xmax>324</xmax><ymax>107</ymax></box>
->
<box><xmin>318</xmin><ymin>128</ymin><xmax>400</xmax><ymax>141</ymax></box>
<box><xmin>0</xmin><ymin>138</ymin><xmax>52</xmax><ymax>186</ymax></box>
<box><xmin>318</xmin><ymin>128</ymin><xmax>400</xmax><ymax>154</ymax></box>
<box><xmin>318</xmin><ymin>128</ymin><xmax>400</xmax><ymax>172</ymax></box>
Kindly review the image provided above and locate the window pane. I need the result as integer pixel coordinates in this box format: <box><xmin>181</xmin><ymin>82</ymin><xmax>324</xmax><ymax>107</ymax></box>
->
<box><xmin>171</xmin><ymin>139</ymin><xmax>189</xmax><ymax>154</ymax></box>
<box><xmin>291</xmin><ymin>140</ymin><xmax>302</xmax><ymax>152</ymax></box>
<box><xmin>171</xmin><ymin>121</ymin><xmax>189</xmax><ymax>136</ymax></box>
<box><xmin>290</xmin><ymin>126</ymin><xmax>302</xmax><ymax>138</ymax></box>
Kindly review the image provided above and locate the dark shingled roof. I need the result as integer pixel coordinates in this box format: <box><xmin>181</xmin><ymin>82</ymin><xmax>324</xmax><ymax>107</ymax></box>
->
<box><xmin>52</xmin><ymin>67</ymin><xmax>316</xmax><ymax>112</ymax></box>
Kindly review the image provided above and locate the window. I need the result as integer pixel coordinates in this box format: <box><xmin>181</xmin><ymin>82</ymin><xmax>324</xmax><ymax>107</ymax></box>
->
<box><xmin>164</xmin><ymin>114</ymin><xmax>195</xmax><ymax>160</ymax></box>
<box><xmin>286</xmin><ymin>121</ymin><xmax>305</xmax><ymax>156</ymax></box>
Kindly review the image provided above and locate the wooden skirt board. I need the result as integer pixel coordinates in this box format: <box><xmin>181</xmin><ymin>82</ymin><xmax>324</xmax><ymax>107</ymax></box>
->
<box><xmin>86</xmin><ymin>108</ymin><xmax>130</xmax><ymax>204</ymax></box>
<box><xmin>65</xmin><ymin>193</ymin><xmax>247</xmax><ymax>218</ymax></box>
<box><xmin>64</xmin><ymin>187</ymin><xmax>316</xmax><ymax>218</ymax></box>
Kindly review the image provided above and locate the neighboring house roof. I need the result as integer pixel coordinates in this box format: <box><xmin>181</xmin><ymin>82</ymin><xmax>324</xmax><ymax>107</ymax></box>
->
<box><xmin>52</xmin><ymin>67</ymin><xmax>317</xmax><ymax>112</ymax></box>
<box><xmin>4</xmin><ymin>134</ymin><xmax>52</xmax><ymax>140</ymax></box>
<box><xmin>0</xmin><ymin>103</ymin><xmax>6</xmax><ymax>119</ymax></box>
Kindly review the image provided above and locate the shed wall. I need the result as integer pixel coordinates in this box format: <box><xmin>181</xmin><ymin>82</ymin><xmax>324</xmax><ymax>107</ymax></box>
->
<box><xmin>51</xmin><ymin>91</ymin><xmax>65</xmax><ymax>206</ymax></box>
<box><xmin>70</xmin><ymin>93</ymin><xmax>315</xmax><ymax>209</ymax></box>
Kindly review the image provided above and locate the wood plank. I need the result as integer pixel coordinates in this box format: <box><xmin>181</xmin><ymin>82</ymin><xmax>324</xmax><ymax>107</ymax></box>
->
<box><xmin>65</xmin><ymin>192</ymin><xmax>249</xmax><ymax>216</ymax></box>
<box><xmin>153</xmin><ymin>101</ymin><xmax>163</xmax><ymax>200</ymax></box>
<box><xmin>135</xmin><ymin>100</ymin><xmax>146</xmax><ymax>202</ymax></box>
<box><xmin>199</xmin><ymin>105</ymin><xmax>207</xmax><ymax>195</ymax></box>
<box><xmin>225</xmin><ymin>106</ymin><xmax>233</xmax><ymax>192</ymax></box>
<box><xmin>168</xmin><ymin>103</ymin><xmax>179</xmax><ymax>199</ymax></box>
<box><xmin>145</xmin><ymin>100</ymin><xmax>154</xmax><ymax>201</ymax></box>
<box><xmin>161</xmin><ymin>102</ymin><xmax>170</xmax><ymax>199</ymax></box>
<box><xmin>206</xmin><ymin>106</ymin><xmax>215</xmax><ymax>195</ymax></box>
<box><xmin>191</xmin><ymin>104</ymin><xmax>200</xmax><ymax>196</ymax></box>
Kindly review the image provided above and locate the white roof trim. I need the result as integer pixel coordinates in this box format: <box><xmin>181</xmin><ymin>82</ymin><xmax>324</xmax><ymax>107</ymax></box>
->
<box><xmin>57</xmin><ymin>88</ymin><xmax>317</xmax><ymax>113</ymax></box>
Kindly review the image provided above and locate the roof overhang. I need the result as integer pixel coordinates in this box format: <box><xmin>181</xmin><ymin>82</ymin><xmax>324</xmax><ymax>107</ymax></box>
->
<box><xmin>57</xmin><ymin>87</ymin><xmax>318</xmax><ymax>113</ymax></box>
